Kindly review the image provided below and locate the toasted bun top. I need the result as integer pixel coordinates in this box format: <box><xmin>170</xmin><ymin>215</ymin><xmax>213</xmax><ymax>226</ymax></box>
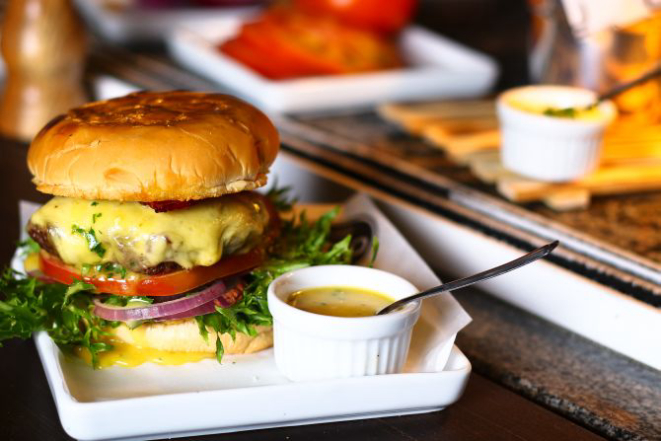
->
<box><xmin>27</xmin><ymin>91</ymin><xmax>279</xmax><ymax>201</ymax></box>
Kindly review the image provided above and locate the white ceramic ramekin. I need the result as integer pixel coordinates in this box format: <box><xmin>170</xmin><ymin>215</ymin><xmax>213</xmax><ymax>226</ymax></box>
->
<box><xmin>267</xmin><ymin>265</ymin><xmax>421</xmax><ymax>382</ymax></box>
<box><xmin>497</xmin><ymin>85</ymin><xmax>617</xmax><ymax>182</ymax></box>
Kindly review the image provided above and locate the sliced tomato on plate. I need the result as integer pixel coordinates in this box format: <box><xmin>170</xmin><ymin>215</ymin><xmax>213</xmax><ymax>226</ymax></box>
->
<box><xmin>221</xmin><ymin>14</ymin><xmax>348</xmax><ymax>79</ymax></box>
<box><xmin>221</xmin><ymin>37</ymin><xmax>294</xmax><ymax>80</ymax></box>
<box><xmin>219</xmin><ymin>9</ymin><xmax>401</xmax><ymax>80</ymax></box>
<box><xmin>294</xmin><ymin>0</ymin><xmax>417</xmax><ymax>34</ymax></box>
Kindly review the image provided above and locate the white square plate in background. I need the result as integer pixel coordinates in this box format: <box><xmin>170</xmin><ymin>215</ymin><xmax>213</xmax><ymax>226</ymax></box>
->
<box><xmin>167</xmin><ymin>18</ymin><xmax>498</xmax><ymax>113</ymax></box>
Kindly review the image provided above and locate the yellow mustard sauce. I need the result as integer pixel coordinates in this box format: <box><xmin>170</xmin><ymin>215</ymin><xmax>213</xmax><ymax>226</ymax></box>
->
<box><xmin>508</xmin><ymin>97</ymin><xmax>604</xmax><ymax>121</ymax></box>
<box><xmin>287</xmin><ymin>286</ymin><xmax>394</xmax><ymax>317</ymax></box>
<box><xmin>73</xmin><ymin>329</ymin><xmax>214</xmax><ymax>369</ymax></box>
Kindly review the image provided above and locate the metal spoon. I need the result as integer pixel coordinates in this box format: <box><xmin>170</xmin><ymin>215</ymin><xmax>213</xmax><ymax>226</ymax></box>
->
<box><xmin>545</xmin><ymin>63</ymin><xmax>661</xmax><ymax>117</ymax></box>
<box><xmin>377</xmin><ymin>240</ymin><xmax>560</xmax><ymax>315</ymax></box>
<box><xmin>597</xmin><ymin>62</ymin><xmax>661</xmax><ymax>102</ymax></box>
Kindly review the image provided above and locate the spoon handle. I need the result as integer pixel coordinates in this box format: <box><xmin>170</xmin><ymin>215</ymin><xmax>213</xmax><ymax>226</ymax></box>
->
<box><xmin>377</xmin><ymin>240</ymin><xmax>559</xmax><ymax>315</ymax></box>
<box><xmin>598</xmin><ymin>62</ymin><xmax>661</xmax><ymax>102</ymax></box>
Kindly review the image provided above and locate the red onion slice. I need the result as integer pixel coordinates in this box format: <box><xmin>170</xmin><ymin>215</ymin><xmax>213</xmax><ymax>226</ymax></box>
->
<box><xmin>154</xmin><ymin>284</ymin><xmax>244</xmax><ymax>322</ymax></box>
<box><xmin>154</xmin><ymin>300</ymin><xmax>217</xmax><ymax>322</ymax></box>
<box><xmin>93</xmin><ymin>279</ymin><xmax>227</xmax><ymax>322</ymax></box>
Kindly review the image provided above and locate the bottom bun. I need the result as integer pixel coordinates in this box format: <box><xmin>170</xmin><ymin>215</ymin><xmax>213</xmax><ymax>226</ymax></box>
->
<box><xmin>113</xmin><ymin>318</ymin><xmax>273</xmax><ymax>354</ymax></box>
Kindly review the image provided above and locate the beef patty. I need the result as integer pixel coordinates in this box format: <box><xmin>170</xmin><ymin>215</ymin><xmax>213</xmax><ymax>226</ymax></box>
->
<box><xmin>27</xmin><ymin>222</ymin><xmax>183</xmax><ymax>276</ymax></box>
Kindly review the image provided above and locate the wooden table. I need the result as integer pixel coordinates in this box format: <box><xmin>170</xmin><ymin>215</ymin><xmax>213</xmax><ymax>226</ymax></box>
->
<box><xmin>0</xmin><ymin>137</ymin><xmax>606</xmax><ymax>440</ymax></box>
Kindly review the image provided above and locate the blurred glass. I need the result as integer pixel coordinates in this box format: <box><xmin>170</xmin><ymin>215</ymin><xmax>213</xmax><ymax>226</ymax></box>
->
<box><xmin>604</xmin><ymin>13</ymin><xmax>661</xmax><ymax>124</ymax></box>
<box><xmin>528</xmin><ymin>0</ymin><xmax>661</xmax><ymax>124</ymax></box>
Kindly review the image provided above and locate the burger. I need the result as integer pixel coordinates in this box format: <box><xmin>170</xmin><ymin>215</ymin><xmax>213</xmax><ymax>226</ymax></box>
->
<box><xmin>0</xmin><ymin>91</ymin><xmax>352</xmax><ymax>367</ymax></box>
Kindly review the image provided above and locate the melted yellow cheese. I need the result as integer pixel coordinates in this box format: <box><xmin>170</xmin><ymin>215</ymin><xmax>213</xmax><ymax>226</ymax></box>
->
<box><xmin>29</xmin><ymin>194</ymin><xmax>269</xmax><ymax>271</ymax></box>
<box><xmin>73</xmin><ymin>336</ymin><xmax>214</xmax><ymax>369</ymax></box>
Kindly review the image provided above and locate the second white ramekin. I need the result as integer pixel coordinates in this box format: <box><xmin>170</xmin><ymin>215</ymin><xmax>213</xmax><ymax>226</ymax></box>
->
<box><xmin>497</xmin><ymin>85</ymin><xmax>617</xmax><ymax>182</ymax></box>
<box><xmin>267</xmin><ymin>265</ymin><xmax>421</xmax><ymax>382</ymax></box>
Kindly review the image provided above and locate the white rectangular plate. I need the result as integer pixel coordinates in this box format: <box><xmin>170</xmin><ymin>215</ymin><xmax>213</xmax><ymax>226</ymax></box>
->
<box><xmin>167</xmin><ymin>18</ymin><xmax>498</xmax><ymax>113</ymax></box>
<box><xmin>36</xmin><ymin>334</ymin><xmax>470</xmax><ymax>440</ymax></box>
<box><xmin>75</xmin><ymin>0</ymin><xmax>260</xmax><ymax>43</ymax></box>
<box><xmin>21</xmin><ymin>195</ymin><xmax>471</xmax><ymax>440</ymax></box>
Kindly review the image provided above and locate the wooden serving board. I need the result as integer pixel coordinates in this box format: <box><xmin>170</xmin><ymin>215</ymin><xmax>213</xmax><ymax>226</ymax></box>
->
<box><xmin>378</xmin><ymin>101</ymin><xmax>661</xmax><ymax>210</ymax></box>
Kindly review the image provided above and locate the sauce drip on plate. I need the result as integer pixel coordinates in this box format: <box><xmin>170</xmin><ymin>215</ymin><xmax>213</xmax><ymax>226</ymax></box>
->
<box><xmin>73</xmin><ymin>329</ymin><xmax>213</xmax><ymax>369</ymax></box>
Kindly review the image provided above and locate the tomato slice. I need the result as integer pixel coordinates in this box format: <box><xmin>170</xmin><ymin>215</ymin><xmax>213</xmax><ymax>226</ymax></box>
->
<box><xmin>219</xmin><ymin>9</ymin><xmax>401</xmax><ymax>80</ymax></box>
<box><xmin>221</xmin><ymin>35</ymin><xmax>313</xmax><ymax>80</ymax></box>
<box><xmin>221</xmin><ymin>18</ymin><xmax>347</xmax><ymax>79</ymax></box>
<box><xmin>242</xmin><ymin>15</ymin><xmax>350</xmax><ymax>75</ymax></box>
<box><xmin>294</xmin><ymin>0</ymin><xmax>417</xmax><ymax>35</ymax></box>
<box><xmin>39</xmin><ymin>248</ymin><xmax>263</xmax><ymax>297</ymax></box>
<box><xmin>39</xmin><ymin>193</ymin><xmax>281</xmax><ymax>297</ymax></box>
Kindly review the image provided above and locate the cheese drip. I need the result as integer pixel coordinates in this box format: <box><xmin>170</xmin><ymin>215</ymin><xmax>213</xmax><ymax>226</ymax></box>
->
<box><xmin>29</xmin><ymin>193</ymin><xmax>269</xmax><ymax>271</ymax></box>
<box><xmin>73</xmin><ymin>335</ymin><xmax>214</xmax><ymax>369</ymax></box>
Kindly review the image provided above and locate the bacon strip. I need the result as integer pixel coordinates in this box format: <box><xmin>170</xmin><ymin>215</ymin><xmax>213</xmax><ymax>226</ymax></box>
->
<box><xmin>142</xmin><ymin>200</ymin><xmax>198</xmax><ymax>213</ymax></box>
